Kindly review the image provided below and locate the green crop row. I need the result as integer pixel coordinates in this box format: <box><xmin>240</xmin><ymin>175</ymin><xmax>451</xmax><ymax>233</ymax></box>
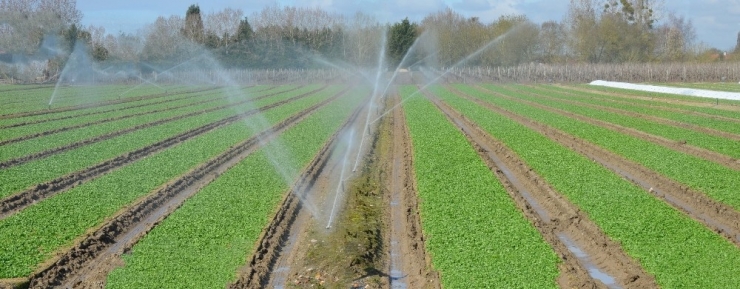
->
<box><xmin>0</xmin><ymin>85</ymin><xmax>340</xmax><ymax>199</ymax></box>
<box><xmin>0</xmin><ymin>85</ymin><xmax>277</xmax><ymax>141</ymax></box>
<box><xmin>0</xmin><ymin>86</ymin><xmax>337</xmax><ymax>278</ymax></box>
<box><xmin>0</xmin><ymin>85</ymin><xmax>313</xmax><ymax>161</ymax></box>
<box><xmin>105</xmin><ymin>86</ymin><xmax>366</xmax><ymax>288</ymax></box>
<box><xmin>0</xmin><ymin>86</ymin><xmax>237</xmax><ymax>128</ymax></box>
<box><xmin>440</xmin><ymin>85</ymin><xmax>740</xmax><ymax>288</ymax></box>
<box><xmin>400</xmin><ymin>85</ymin><xmax>559</xmax><ymax>288</ymax></box>
<box><xmin>572</xmin><ymin>84</ymin><xmax>740</xmax><ymax>116</ymax></box>
<box><xmin>0</xmin><ymin>85</ymin><xmax>287</xmax><ymax>129</ymax></box>
<box><xmin>0</xmin><ymin>88</ymin><xmax>228</xmax><ymax>142</ymax></box>
<box><xmin>527</xmin><ymin>84</ymin><xmax>740</xmax><ymax>135</ymax></box>
<box><xmin>1</xmin><ymin>84</ymin><xmax>192</xmax><ymax>115</ymax></box>
<box><xmin>486</xmin><ymin>85</ymin><xmax>740</xmax><ymax>160</ymax></box>
<box><xmin>459</xmin><ymin>84</ymin><xmax>740</xmax><ymax>210</ymax></box>
<box><xmin>0</xmin><ymin>84</ymin><xmax>52</xmax><ymax>93</ymax></box>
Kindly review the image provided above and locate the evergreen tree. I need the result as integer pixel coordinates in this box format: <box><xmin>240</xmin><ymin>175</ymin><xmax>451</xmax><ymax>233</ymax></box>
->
<box><xmin>388</xmin><ymin>18</ymin><xmax>418</xmax><ymax>68</ymax></box>
<box><xmin>182</xmin><ymin>4</ymin><xmax>205</xmax><ymax>43</ymax></box>
<box><xmin>234</xmin><ymin>17</ymin><xmax>254</xmax><ymax>43</ymax></box>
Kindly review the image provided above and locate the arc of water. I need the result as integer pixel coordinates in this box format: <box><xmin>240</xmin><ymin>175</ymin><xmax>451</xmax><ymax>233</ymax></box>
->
<box><xmin>352</xmin><ymin>29</ymin><xmax>388</xmax><ymax>172</ymax></box>
<box><xmin>370</xmin><ymin>25</ymin><xmax>521</xmax><ymax>124</ymax></box>
<box><xmin>327</xmin><ymin>129</ymin><xmax>355</xmax><ymax>229</ymax></box>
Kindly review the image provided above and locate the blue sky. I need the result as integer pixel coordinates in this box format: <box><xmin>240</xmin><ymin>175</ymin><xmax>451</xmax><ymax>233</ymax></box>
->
<box><xmin>78</xmin><ymin>0</ymin><xmax>740</xmax><ymax>50</ymax></box>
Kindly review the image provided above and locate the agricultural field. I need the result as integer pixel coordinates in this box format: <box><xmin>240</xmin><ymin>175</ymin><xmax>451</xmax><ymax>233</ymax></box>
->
<box><xmin>1</xmin><ymin>79</ymin><xmax>739</xmax><ymax>289</ymax></box>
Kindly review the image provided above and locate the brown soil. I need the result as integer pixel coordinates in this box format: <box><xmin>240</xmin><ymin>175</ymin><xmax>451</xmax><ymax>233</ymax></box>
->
<box><xmin>22</xmin><ymin>87</ymin><xmax>352</xmax><ymax>289</ymax></box>
<box><xmin>477</xmin><ymin>86</ymin><xmax>740</xmax><ymax>171</ymax></box>
<box><xmin>227</xmin><ymin>88</ymin><xmax>370</xmax><ymax>288</ymax></box>
<box><xmin>230</xmin><ymin>88</ymin><xmax>439</xmax><ymax>289</ymax></box>
<box><xmin>0</xmin><ymin>85</ymin><xmax>322</xmax><ymax>170</ymax></box>
<box><xmin>0</xmin><ymin>86</ymin><xmax>220</xmax><ymax>120</ymax></box>
<box><xmin>0</xmin><ymin>85</ymin><xmax>329</xmax><ymax>220</ymax></box>
<box><xmin>553</xmin><ymin>84</ymin><xmax>740</xmax><ymax>117</ymax></box>
<box><xmin>383</xmin><ymin>92</ymin><xmax>440</xmax><ymax>289</ymax></box>
<box><xmin>429</xmin><ymin>87</ymin><xmax>657</xmax><ymax>289</ymax></box>
<box><xmin>517</xmin><ymin>85</ymin><xmax>740</xmax><ymax>142</ymax></box>
<box><xmin>452</xmin><ymin>86</ymin><xmax>740</xmax><ymax>248</ymax></box>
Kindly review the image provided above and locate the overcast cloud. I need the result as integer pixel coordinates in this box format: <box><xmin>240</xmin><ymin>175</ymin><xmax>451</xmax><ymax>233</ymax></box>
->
<box><xmin>78</xmin><ymin>0</ymin><xmax>739</xmax><ymax>50</ymax></box>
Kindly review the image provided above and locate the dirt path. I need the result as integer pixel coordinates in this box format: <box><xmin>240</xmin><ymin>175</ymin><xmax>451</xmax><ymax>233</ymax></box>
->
<box><xmin>228</xmin><ymin>89</ymin><xmax>370</xmax><ymax>288</ymax></box>
<box><xmin>428</xmin><ymin>88</ymin><xmax>656</xmax><ymax>289</ymax></box>
<box><xmin>514</xmin><ymin>85</ymin><xmax>740</xmax><ymax>142</ymax></box>
<box><xmin>0</xmin><ymin>85</ymin><xmax>330</xmax><ymax>220</ymax></box>
<box><xmin>0</xmin><ymin>87</ymin><xmax>220</xmax><ymax>120</ymax></box>
<box><xmin>384</xmin><ymin>92</ymin><xmax>439</xmax><ymax>289</ymax></box>
<box><xmin>0</xmin><ymin>85</ymin><xmax>324</xmax><ymax>170</ymax></box>
<box><xmin>551</xmin><ymin>85</ymin><xmax>740</xmax><ymax>117</ymax></box>
<box><xmin>451</xmin><ymin>87</ymin><xmax>740</xmax><ymax>249</ymax></box>
<box><xmin>476</xmin><ymin>86</ymin><xmax>740</xmax><ymax>171</ymax></box>
<box><xmin>21</xmin><ymin>87</ymin><xmax>352</xmax><ymax>289</ymax></box>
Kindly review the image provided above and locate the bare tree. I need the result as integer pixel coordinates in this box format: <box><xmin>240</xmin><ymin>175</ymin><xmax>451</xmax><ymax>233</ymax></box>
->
<box><xmin>0</xmin><ymin>0</ymin><xmax>82</xmax><ymax>54</ymax></box>
<box><xmin>342</xmin><ymin>12</ymin><xmax>383</xmax><ymax>66</ymax></box>
<box><xmin>539</xmin><ymin>21</ymin><xmax>566</xmax><ymax>63</ymax></box>
<box><xmin>654</xmin><ymin>13</ymin><xmax>695</xmax><ymax>62</ymax></box>
<box><xmin>203</xmin><ymin>8</ymin><xmax>243</xmax><ymax>48</ymax></box>
<box><xmin>141</xmin><ymin>15</ymin><xmax>191</xmax><ymax>62</ymax></box>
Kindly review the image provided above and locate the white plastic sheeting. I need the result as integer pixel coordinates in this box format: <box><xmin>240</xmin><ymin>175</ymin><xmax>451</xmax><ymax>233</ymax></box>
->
<box><xmin>589</xmin><ymin>80</ymin><xmax>740</xmax><ymax>101</ymax></box>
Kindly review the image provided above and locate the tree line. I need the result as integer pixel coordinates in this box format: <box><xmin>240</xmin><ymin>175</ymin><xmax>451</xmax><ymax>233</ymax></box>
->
<box><xmin>0</xmin><ymin>0</ymin><xmax>737</xmax><ymax>81</ymax></box>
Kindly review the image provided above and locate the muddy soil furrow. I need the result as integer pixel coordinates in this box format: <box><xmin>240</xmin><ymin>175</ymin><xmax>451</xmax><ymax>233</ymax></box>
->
<box><xmin>476</xmin><ymin>86</ymin><xmax>740</xmax><ymax>171</ymax></box>
<box><xmin>550</xmin><ymin>85</ymin><xmax>740</xmax><ymax>120</ymax></box>
<box><xmin>25</xmin><ymin>86</ymin><xmax>352</xmax><ymax>289</ymax></box>
<box><xmin>512</xmin><ymin>86</ymin><xmax>740</xmax><ymax>142</ymax></box>
<box><xmin>227</xmin><ymin>89</ymin><xmax>368</xmax><ymax>289</ymax></box>
<box><xmin>427</xmin><ymin>89</ymin><xmax>656</xmax><ymax>289</ymax></box>
<box><xmin>385</xmin><ymin>92</ymin><xmax>440</xmax><ymax>289</ymax></box>
<box><xmin>0</xmin><ymin>87</ymin><xmax>220</xmax><ymax>120</ymax></box>
<box><xmin>0</xmin><ymin>87</ymin><xmax>227</xmax><ymax>129</ymax></box>
<box><xmin>0</xmin><ymin>86</ymin><xmax>300</xmax><ymax>147</ymax></box>
<box><xmin>451</xmin><ymin>87</ymin><xmax>740</xmax><ymax>248</ymax></box>
<box><xmin>0</xmin><ymin>85</ymin><xmax>324</xmax><ymax>169</ymax></box>
<box><xmin>0</xmin><ymin>86</ymin><xmax>330</xmax><ymax>219</ymax></box>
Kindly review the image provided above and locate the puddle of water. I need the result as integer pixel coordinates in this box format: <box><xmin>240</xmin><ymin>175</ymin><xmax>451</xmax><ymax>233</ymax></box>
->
<box><xmin>557</xmin><ymin>233</ymin><xmax>621</xmax><ymax>289</ymax></box>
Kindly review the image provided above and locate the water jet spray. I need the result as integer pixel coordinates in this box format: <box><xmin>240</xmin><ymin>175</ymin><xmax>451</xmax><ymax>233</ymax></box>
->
<box><xmin>326</xmin><ymin>129</ymin><xmax>355</xmax><ymax>229</ymax></box>
<box><xmin>370</xmin><ymin>25</ymin><xmax>522</xmax><ymax>124</ymax></box>
<box><xmin>352</xmin><ymin>29</ymin><xmax>388</xmax><ymax>172</ymax></box>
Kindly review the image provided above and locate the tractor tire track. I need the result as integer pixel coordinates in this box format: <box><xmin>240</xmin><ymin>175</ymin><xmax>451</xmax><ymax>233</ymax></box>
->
<box><xmin>451</xmin><ymin>86</ymin><xmax>740</xmax><ymax>248</ymax></box>
<box><xmin>228</xmin><ymin>89</ymin><xmax>367</xmax><ymax>289</ymax></box>
<box><xmin>428</xmin><ymin>89</ymin><xmax>656</xmax><ymax>289</ymax></box>
<box><xmin>385</xmin><ymin>92</ymin><xmax>441</xmax><ymax>289</ymax></box>
<box><xmin>0</xmin><ymin>85</ymin><xmax>330</xmax><ymax>219</ymax></box>
<box><xmin>476</xmin><ymin>86</ymin><xmax>740</xmax><ymax>171</ymax></box>
<box><xmin>0</xmin><ymin>85</ymin><xmax>323</xmax><ymax>169</ymax></box>
<box><xmin>25</xmin><ymin>86</ymin><xmax>352</xmax><ymax>289</ymax></box>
